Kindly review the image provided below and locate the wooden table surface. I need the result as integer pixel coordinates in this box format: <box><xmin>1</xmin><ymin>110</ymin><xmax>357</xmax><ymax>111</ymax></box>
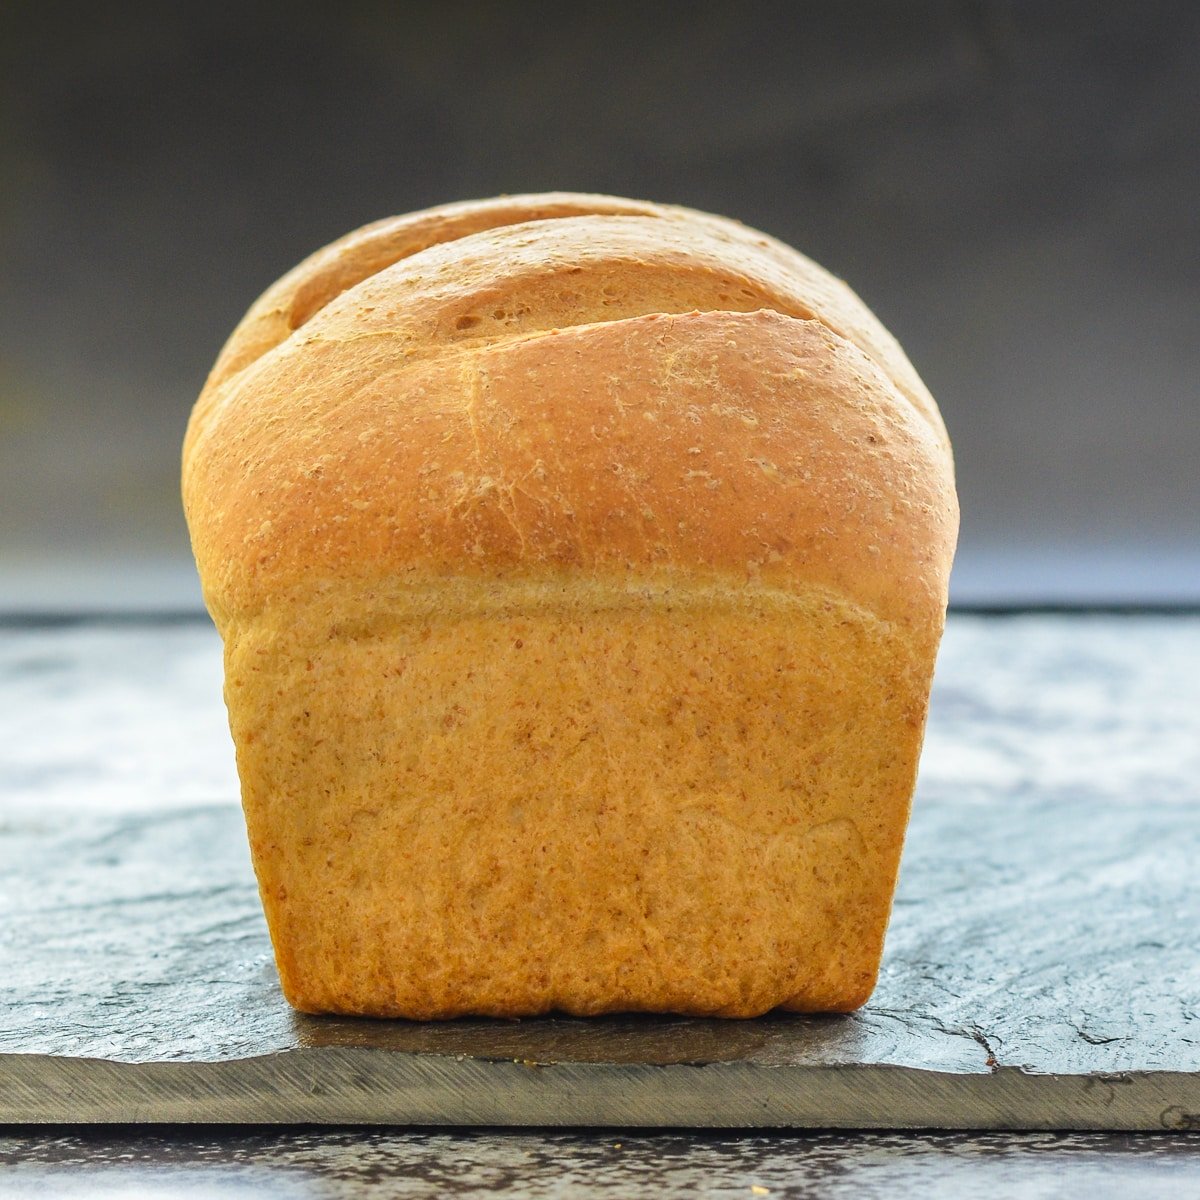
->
<box><xmin>2</xmin><ymin>613</ymin><xmax>1199</xmax><ymax>1189</ymax></box>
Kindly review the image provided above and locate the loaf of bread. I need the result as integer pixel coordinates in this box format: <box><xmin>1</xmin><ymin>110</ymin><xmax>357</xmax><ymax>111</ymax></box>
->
<box><xmin>182</xmin><ymin>192</ymin><xmax>957</xmax><ymax>1019</ymax></box>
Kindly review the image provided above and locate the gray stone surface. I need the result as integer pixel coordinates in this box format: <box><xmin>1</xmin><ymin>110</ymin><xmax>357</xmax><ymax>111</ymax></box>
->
<box><xmin>1</xmin><ymin>615</ymin><xmax>1199</xmax><ymax>1127</ymax></box>
<box><xmin>3</xmin><ymin>1128</ymin><xmax>1200</xmax><ymax>1198</ymax></box>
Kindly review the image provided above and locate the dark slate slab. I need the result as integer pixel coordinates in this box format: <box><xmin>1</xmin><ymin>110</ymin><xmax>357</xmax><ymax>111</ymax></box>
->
<box><xmin>1</xmin><ymin>615</ymin><xmax>1199</xmax><ymax>1127</ymax></box>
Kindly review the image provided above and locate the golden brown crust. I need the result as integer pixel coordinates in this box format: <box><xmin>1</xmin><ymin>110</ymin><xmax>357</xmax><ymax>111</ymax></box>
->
<box><xmin>184</xmin><ymin>194</ymin><xmax>955</xmax><ymax>628</ymax></box>
<box><xmin>203</xmin><ymin>193</ymin><xmax>663</xmax><ymax>395</ymax></box>
<box><xmin>192</xmin><ymin>193</ymin><xmax>946</xmax><ymax>440</ymax></box>
<box><xmin>182</xmin><ymin>193</ymin><xmax>958</xmax><ymax>1018</ymax></box>
<box><xmin>226</xmin><ymin>583</ymin><xmax>931</xmax><ymax>1019</ymax></box>
<box><xmin>186</xmin><ymin>308</ymin><xmax>953</xmax><ymax>628</ymax></box>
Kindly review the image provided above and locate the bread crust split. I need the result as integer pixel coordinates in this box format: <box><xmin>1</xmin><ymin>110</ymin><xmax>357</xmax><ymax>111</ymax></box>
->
<box><xmin>183</xmin><ymin>192</ymin><xmax>957</xmax><ymax>1019</ymax></box>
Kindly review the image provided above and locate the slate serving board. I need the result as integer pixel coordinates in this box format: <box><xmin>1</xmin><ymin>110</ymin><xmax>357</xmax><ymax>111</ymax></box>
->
<box><xmin>1</xmin><ymin>614</ymin><xmax>1198</xmax><ymax>1128</ymax></box>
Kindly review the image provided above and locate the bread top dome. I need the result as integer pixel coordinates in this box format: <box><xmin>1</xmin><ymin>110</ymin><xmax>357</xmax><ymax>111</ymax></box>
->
<box><xmin>183</xmin><ymin>193</ymin><xmax>956</xmax><ymax>629</ymax></box>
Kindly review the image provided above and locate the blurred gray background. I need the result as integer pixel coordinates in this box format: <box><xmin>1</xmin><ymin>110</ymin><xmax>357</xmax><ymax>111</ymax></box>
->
<box><xmin>1</xmin><ymin>0</ymin><xmax>1196</xmax><ymax>612</ymax></box>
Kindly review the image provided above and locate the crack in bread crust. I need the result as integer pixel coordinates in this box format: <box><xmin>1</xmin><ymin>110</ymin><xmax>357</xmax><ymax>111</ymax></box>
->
<box><xmin>194</xmin><ymin>194</ymin><xmax>947</xmax><ymax>444</ymax></box>
<box><xmin>203</xmin><ymin>194</ymin><xmax>666</xmax><ymax>393</ymax></box>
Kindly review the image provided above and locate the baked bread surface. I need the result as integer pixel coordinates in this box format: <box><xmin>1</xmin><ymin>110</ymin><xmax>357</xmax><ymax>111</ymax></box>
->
<box><xmin>183</xmin><ymin>192</ymin><xmax>957</xmax><ymax>1018</ymax></box>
